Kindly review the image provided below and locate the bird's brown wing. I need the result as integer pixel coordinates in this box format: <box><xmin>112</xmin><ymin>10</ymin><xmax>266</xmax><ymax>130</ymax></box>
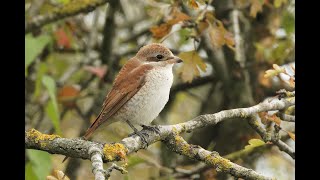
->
<box><xmin>83</xmin><ymin>59</ymin><xmax>153</xmax><ymax>139</ymax></box>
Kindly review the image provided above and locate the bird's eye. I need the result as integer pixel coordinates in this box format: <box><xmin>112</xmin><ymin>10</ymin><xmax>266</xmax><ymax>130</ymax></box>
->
<box><xmin>156</xmin><ymin>54</ymin><xmax>163</xmax><ymax>60</ymax></box>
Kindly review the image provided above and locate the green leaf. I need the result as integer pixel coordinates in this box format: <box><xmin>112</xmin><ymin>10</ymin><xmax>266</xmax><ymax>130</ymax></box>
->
<box><xmin>25</xmin><ymin>34</ymin><xmax>51</xmax><ymax>76</ymax></box>
<box><xmin>42</xmin><ymin>75</ymin><xmax>61</xmax><ymax>135</ymax></box>
<box><xmin>25</xmin><ymin>162</ymin><xmax>38</xmax><ymax>180</ymax></box>
<box><xmin>26</xmin><ymin>149</ymin><xmax>52</xmax><ymax>180</ymax></box>
<box><xmin>45</xmin><ymin>100</ymin><xmax>61</xmax><ymax>135</ymax></box>
<box><xmin>282</xmin><ymin>12</ymin><xmax>295</xmax><ymax>34</ymax></box>
<box><xmin>244</xmin><ymin>139</ymin><xmax>265</xmax><ymax>150</ymax></box>
<box><xmin>178</xmin><ymin>28</ymin><xmax>192</xmax><ymax>45</ymax></box>
<box><xmin>33</xmin><ymin>63</ymin><xmax>48</xmax><ymax>100</ymax></box>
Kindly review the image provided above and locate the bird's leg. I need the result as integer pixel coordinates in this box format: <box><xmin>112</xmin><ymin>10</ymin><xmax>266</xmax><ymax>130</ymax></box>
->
<box><xmin>126</xmin><ymin>120</ymin><xmax>149</xmax><ymax>148</ymax></box>
<box><xmin>140</xmin><ymin>124</ymin><xmax>161</xmax><ymax>135</ymax></box>
<box><xmin>126</xmin><ymin>120</ymin><xmax>139</xmax><ymax>133</ymax></box>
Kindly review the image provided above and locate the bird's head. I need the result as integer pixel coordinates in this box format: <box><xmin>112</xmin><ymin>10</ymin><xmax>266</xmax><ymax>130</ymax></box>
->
<box><xmin>135</xmin><ymin>43</ymin><xmax>183</xmax><ymax>65</ymax></box>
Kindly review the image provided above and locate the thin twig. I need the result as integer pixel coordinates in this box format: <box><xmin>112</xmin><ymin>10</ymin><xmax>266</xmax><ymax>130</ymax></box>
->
<box><xmin>25</xmin><ymin>0</ymin><xmax>109</xmax><ymax>33</ymax></box>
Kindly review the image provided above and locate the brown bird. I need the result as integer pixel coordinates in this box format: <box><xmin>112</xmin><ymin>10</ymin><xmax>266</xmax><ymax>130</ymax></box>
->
<box><xmin>62</xmin><ymin>43</ymin><xmax>182</xmax><ymax>162</ymax></box>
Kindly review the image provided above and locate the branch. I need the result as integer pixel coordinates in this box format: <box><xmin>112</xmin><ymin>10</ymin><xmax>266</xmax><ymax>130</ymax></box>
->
<box><xmin>25</xmin><ymin>97</ymin><xmax>294</xmax><ymax>179</ymax></box>
<box><xmin>248</xmin><ymin>116</ymin><xmax>295</xmax><ymax>158</ymax></box>
<box><xmin>89</xmin><ymin>147</ymin><xmax>105</xmax><ymax>180</ymax></box>
<box><xmin>278</xmin><ymin>112</ymin><xmax>295</xmax><ymax>122</ymax></box>
<box><xmin>25</xmin><ymin>0</ymin><xmax>109</xmax><ymax>34</ymax></box>
<box><xmin>165</xmin><ymin>134</ymin><xmax>272</xmax><ymax>180</ymax></box>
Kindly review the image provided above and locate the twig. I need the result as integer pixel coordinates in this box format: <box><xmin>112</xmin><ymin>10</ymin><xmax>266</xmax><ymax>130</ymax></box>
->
<box><xmin>248</xmin><ymin>115</ymin><xmax>295</xmax><ymax>158</ymax></box>
<box><xmin>232</xmin><ymin>9</ymin><xmax>245</xmax><ymax>67</ymax></box>
<box><xmin>105</xmin><ymin>163</ymin><xmax>127</xmax><ymax>179</ymax></box>
<box><xmin>278</xmin><ymin>112</ymin><xmax>295</xmax><ymax>122</ymax></box>
<box><xmin>25</xmin><ymin>0</ymin><xmax>109</xmax><ymax>33</ymax></box>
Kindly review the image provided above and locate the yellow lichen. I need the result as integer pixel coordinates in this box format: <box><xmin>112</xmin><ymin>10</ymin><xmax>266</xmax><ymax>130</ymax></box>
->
<box><xmin>205</xmin><ymin>154</ymin><xmax>232</xmax><ymax>171</ymax></box>
<box><xmin>174</xmin><ymin>135</ymin><xmax>191</xmax><ymax>156</ymax></box>
<box><xmin>26</xmin><ymin>128</ymin><xmax>61</xmax><ymax>148</ymax></box>
<box><xmin>103</xmin><ymin>143</ymin><xmax>128</xmax><ymax>161</ymax></box>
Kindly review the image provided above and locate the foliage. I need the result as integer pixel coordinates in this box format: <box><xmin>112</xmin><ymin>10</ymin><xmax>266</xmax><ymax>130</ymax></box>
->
<box><xmin>25</xmin><ymin>0</ymin><xmax>295</xmax><ymax>179</ymax></box>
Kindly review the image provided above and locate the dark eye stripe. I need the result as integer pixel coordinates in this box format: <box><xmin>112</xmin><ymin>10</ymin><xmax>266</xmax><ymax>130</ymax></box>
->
<box><xmin>147</xmin><ymin>57</ymin><xmax>160</xmax><ymax>62</ymax></box>
<box><xmin>156</xmin><ymin>54</ymin><xmax>163</xmax><ymax>59</ymax></box>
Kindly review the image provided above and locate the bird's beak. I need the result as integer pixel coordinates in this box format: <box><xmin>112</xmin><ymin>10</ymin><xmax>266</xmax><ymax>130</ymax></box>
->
<box><xmin>167</xmin><ymin>56</ymin><xmax>183</xmax><ymax>64</ymax></box>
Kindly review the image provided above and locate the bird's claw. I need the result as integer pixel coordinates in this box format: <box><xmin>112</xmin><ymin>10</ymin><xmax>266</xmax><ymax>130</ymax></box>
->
<box><xmin>140</xmin><ymin>125</ymin><xmax>161</xmax><ymax>135</ymax></box>
<box><xmin>128</xmin><ymin>131</ymin><xmax>149</xmax><ymax>149</ymax></box>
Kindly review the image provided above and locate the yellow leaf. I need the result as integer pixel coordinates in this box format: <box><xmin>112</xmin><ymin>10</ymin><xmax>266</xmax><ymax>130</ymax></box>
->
<box><xmin>46</xmin><ymin>170</ymin><xmax>70</xmax><ymax>180</ymax></box>
<box><xmin>177</xmin><ymin>51</ymin><xmax>207</xmax><ymax>83</ymax></box>
<box><xmin>264</xmin><ymin>69</ymin><xmax>277</xmax><ymax>78</ymax></box>
<box><xmin>209</xmin><ymin>24</ymin><xmax>225</xmax><ymax>48</ymax></box>
<box><xmin>287</xmin><ymin>131</ymin><xmax>295</xmax><ymax>141</ymax></box>
<box><xmin>208</xmin><ymin>20</ymin><xmax>235</xmax><ymax>49</ymax></box>
<box><xmin>272</xmin><ymin>64</ymin><xmax>285</xmax><ymax>73</ymax></box>
<box><xmin>250</xmin><ymin>0</ymin><xmax>264</xmax><ymax>18</ymax></box>
<box><xmin>244</xmin><ymin>139</ymin><xmax>265</xmax><ymax>149</ymax></box>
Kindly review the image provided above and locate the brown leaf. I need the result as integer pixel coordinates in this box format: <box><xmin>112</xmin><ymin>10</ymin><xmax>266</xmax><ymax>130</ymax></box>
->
<box><xmin>54</xmin><ymin>28</ymin><xmax>71</xmax><ymax>49</ymax></box>
<box><xmin>197</xmin><ymin>21</ymin><xmax>209</xmax><ymax>34</ymax></box>
<box><xmin>177</xmin><ymin>51</ymin><xmax>207</xmax><ymax>83</ymax></box>
<box><xmin>287</xmin><ymin>131</ymin><xmax>295</xmax><ymax>141</ymax></box>
<box><xmin>258</xmin><ymin>71</ymin><xmax>272</xmax><ymax>88</ymax></box>
<box><xmin>258</xmin><ymin>112</ymin><xmax>268</xmax><ymax>125</ymax></box>
<box><xmin>150</xmin><ymin>9</ymin><xmax>191</xmax><ymax>39</ymax></box>
<box><xmin>208</xmin><ymin>20</ymin><xmax>235</xmax><ymax>49</ymax></box>
<box><xmin>83</xmin><ymin>65</ymin><xmax>108</xmax><ymax>79</ymax></box>
<box><xmin>224</xmin><ymin>31</ymin><xmax>235</xmax><ymax>47</ymax></box>
<box><xmin>188</xmin><ymin>0</ymin><xmax>199</xmax><ymax>9</ymax></box>
<box><xmin>209</xmin><ymin>24</ymin><xmax>225</xmax><ymax>48</ymax></box>
<box><xmin>150</xmin><ymin>23</ymin><xmax>173</xmax><ymax>39</ymax></box>
<box><xmin>169</xmin><ymin>9</ymin><xmax>192</xmax><ymax>25</ymax></box>
<box><xmin>266</xmin><ymin>114</ymin><xmax>281</xmax><ymax>126</ymax></box>
<box><xmin>250</xmin><ymin>0</ymin><xmax>264</xmax><ymax>18</ymax></box>
<box><xmin>288</xmin><ymin>77</ymin><xmax>295</xmax><ymax>88</ymax></box>
<box><xmin>57</xmin><ymin>85</ymin><xmax>81</xmax><ymax>105</ymax></box>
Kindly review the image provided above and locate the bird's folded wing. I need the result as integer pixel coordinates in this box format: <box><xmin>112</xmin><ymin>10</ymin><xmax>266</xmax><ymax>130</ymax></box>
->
<box><xmin>83</xmin><ymin>60</ymin><xmax>153</xmax><ymax>139</ymax></box>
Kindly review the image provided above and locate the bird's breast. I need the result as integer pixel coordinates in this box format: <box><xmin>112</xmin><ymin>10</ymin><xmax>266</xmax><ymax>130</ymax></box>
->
<box><xmin>116</xmin><ymin>64</ymin><xmax>174</xmax><ymax>125</ymax></box>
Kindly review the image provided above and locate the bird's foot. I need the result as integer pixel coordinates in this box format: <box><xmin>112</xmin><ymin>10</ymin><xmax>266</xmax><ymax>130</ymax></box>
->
<box><xmin>128</xmin><ymin>130</ymin><xmax>149</xmax><ymax>149</ymax></box>
<box><xmin>140</xmin><ymin>125</ymin><xmax>161</xmax><ymax>135</ymax></box>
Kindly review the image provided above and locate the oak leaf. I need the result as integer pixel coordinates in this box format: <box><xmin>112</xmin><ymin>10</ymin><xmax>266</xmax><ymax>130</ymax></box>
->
<box><xmin>177</xmin><ymin>51</ymin><xmax>207</xmax><ymax>83</ymax></box>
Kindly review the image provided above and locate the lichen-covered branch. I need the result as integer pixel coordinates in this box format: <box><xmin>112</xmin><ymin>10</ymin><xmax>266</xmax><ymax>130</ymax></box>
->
<box><xmin>25</xmin><ymin>97</ymin><xmax>294</xmax><ymax>179</ymax></box>
<box><xmin>25</xmin><ymin>0</ymin><xmax>109</xmax><ymax>33</ymax></box>
<box><xmin>248</xmin><ymin>116</ymin><xmax>295</xmax><ymax>158</ymax></box>
<box><xmin>164</xmin><ymin>134</ymin><xmax>272</xmax><ymax>180</ymax></box>
<box><xmin>89</xmin><ymin>147</ymin><xmax>105</xmax><ymax>180</ymax></box>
